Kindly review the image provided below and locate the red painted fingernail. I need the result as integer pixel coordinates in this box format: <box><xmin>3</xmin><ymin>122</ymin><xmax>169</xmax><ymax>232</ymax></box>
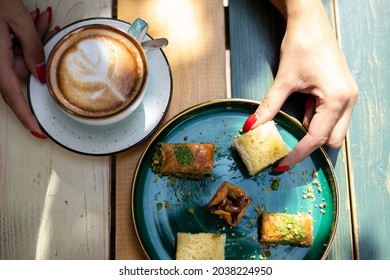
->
<box><xmin>54</xmin><ymin>25</ymin><xmax>61</xmax><ymax>31</ymax></box>
<box><xmin>243</xmin><ymin>113</ymin><xmax>257</xmax><ymax>133</ymax></box>
<box><xmin>272</xmin><ymin>165</ymin><xmax>291</xmax><ymax>173</ymax></box>
<box><xmin>36</xmin><ymin>63</ymin><xmax>46</xmax><ymax>84</ymax></box>
<box><xmin>47</xmin><ymin>6</ymin><xmax>52</xmax><ymax>23</ymax></box>
<box><xmin>305</xmin><ymin>96</ymin><xmax>313</xmax><ymax>111</ymax></box>
<box><xmin>31</xmin><ymin>131</ymin><xmax>48</xmax><ymax>140</ymax></box>
<box><xmin>35</xmin><ymin>8</ymin><xmax>40</xmax><ymax>21</ymax></box>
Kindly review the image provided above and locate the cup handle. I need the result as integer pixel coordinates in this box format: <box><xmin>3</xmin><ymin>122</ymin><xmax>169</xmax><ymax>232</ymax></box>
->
<box><xmin>127</xmin><ymin>18</ymin><xmax>148</xmax><ymax>42</ymax></box>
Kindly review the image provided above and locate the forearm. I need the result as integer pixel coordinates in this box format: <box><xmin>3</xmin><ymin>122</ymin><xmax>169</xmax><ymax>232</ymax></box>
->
<box><xmin>270</xmin><ymin>0</ymin><xmax>335</xmax><ymax>48</ymax></box>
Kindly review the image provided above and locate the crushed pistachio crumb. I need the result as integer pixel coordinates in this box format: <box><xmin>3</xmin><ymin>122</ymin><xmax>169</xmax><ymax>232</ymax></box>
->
<box><xmin>173</xmin><ymin>145</ymin><xmax>194</xmax><ymax>165</ymax></box>
<box><xmin>270</xmin><ymin>177</ymin><xmax>281</xmax><ymax>190</ymax></box>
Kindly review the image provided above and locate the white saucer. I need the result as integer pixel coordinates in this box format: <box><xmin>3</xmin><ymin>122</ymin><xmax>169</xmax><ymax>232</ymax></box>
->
<box><xmin>28</xmin><ymin>18</ymin><xmax>172</xmax><ymax>155</ymax></box>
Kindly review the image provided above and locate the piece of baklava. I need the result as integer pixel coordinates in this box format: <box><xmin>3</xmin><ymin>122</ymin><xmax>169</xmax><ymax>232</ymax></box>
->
<box><xmin>207</xmin><ymin>181</ymin><xmax>252</xmax><ymax>226</ymax></box>
<box><xmin>152</xmin><ymin>143</ymin><xmax>214</xmax><ymax>179</ymax></box>
<box><xmin>176</xmin><ymin>232</ymin><xmax>226</xmax><ymax>260</ymax></box>
<box><xmin>232</xmin><ymin>120</ymin><xmax>289</xmax><ymax>176</ymax></box>
<box><xmin>259</xmin><ymin>212</ymin><xmax>313</xmax><ymax>247</ymax></box>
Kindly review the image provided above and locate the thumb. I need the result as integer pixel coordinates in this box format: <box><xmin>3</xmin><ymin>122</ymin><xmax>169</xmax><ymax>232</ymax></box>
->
<box><xmin>8</xmin><ymin>4</ymin><xmax>46</xmax><ymax>78</ymax></box>
<box><xmin>243</xmin><ymin>76</ymin><xmax>292</xmax><ymax>132</ymax></box>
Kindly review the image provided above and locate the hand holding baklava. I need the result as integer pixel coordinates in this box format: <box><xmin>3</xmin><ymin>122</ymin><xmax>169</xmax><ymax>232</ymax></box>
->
<box><xmin>244</xmin><ymin>0</ymin><xmax>358</xmax><ymax>172</ymax></box>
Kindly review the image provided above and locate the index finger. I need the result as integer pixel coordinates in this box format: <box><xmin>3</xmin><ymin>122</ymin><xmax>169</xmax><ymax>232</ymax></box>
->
<box><xmin>245</xmin><ymin>74</ymin><xmax>294</xmax><ymax>132</ymax></box>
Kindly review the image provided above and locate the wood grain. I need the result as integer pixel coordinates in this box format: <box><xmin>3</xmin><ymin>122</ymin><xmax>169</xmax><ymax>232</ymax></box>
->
<box><xmin>115</xmin><ymin>0</ymin><xmax>227</xmax><ymax>259</ymax></box>
<box><xmin>0</xmin><ymin>0</ymin><xmax>112</xmax><ymax>260</ymax></box>
<box><xmin>228</xmin><ymin>0</ymin><xmax>354</xmax><ymax>259</ymax></box>
<box><xmin>336</xmin><ymin>0</ymin><xmax>390</xmax><ymax>260</ymax></box>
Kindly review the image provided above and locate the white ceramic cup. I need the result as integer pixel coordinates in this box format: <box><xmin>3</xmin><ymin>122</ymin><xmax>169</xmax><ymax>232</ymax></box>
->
<box><xmin>46</xmin><ymin>18</ymin><xmax>149</xmax><ymax>126</ymax></box>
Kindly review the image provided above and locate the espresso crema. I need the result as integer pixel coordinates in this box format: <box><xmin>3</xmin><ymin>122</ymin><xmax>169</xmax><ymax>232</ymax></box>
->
<box><xmin>48</xmin><ymin>25</ymin><xmax>147</xmax><ymax>118</ymax></box>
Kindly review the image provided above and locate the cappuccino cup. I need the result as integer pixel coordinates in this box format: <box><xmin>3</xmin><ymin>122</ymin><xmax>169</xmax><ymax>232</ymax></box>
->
<box><xmin>47</xmin><ymin>18</ymin><xmax>149</xmax><ymax>126</ymax></box>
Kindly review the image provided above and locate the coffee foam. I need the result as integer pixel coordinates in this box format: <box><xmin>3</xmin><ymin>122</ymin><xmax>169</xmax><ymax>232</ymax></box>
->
<box><xmin>48</xmin><ymin>25</ymin><xmax>147</xmax><ymax>118</ymax></box>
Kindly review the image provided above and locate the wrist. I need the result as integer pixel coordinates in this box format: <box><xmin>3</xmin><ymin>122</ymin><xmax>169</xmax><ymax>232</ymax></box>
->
<box><xmin>270</xmin><ymin>0</ymin><xmax>325</xmax><ymax>22</ymax></box>
<box><xmin>271</xmin><ymin>0</ymin><xmax>333</xmax><ymax>43</ymax></box>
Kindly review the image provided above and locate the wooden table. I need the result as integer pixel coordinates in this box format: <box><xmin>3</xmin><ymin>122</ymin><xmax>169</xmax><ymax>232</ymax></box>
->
<box><xmin>1</xmin><ymin>0</ymin><xmax>112</xmax><ymax>260</ymax></box>
<box><xmin>1</xmin><ymin>0</ymin><xmax>389</xmax><ymax>260</ymax></box>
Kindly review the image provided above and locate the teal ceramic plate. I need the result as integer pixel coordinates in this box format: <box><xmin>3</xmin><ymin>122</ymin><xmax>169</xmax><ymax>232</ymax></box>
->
<box><xmin>132</xmin><ymin>99</ymin><xmax>339</xmax><ymax>260</ymax></box>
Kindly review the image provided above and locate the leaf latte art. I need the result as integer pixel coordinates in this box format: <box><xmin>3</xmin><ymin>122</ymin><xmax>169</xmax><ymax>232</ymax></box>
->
<box><xmin>48</xmin><ymin>25</ymin><xmax>147</xmax><ymax>118</ymax></box>
<box><xmin>66</xmin><ymin>39</ymin><xmax>126</xmax><ymax>102</ymax></box>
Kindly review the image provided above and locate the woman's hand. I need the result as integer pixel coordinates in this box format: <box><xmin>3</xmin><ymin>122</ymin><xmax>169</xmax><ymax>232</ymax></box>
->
<box><xmin>244</xmin><ymin>0</ymin><xmax>358</xmax><ymax>172</ymax></box>
<box><xmin>0</xmin><ymin>0</ymin><xmax>56</xmax><ymax>139</ymax></box>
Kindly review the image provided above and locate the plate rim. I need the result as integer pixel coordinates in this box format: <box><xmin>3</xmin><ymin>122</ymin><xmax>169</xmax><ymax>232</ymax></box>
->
<box><xmin>131</xmin><ymin>98</ymin><xmax>340</xmax><ymax>260</ymax></box>
<box><xmin>27</xmin><ymin>17</ymin><xmax>173</xmax><ymax>156</ymax></box>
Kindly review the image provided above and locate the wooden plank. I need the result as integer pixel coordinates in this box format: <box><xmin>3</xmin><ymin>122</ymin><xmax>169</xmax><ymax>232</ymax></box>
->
<box><xmin>228</xmin><ymin>0</ymin><xmax>284</xmax><ymax>102</ymax></box>
<box><xmin>335</xmin><ymin>0</ymin><xmax>390</xmax><ymax>260</ymax></box>
<box><xmin>228</xmin><ymin>0</ymin><xmax>354</xmax><ymax>259</ymax></box>
<box><xmin>115</xmin><ymin>0</ymin><xmax>227</xmax><ymax>259</ymax></box>
<box><xmin>319</xmin><ymin>0</ymin><xmax>355</xmax><ymax>260</ymax></box>
<box><xmin>0</xmin><ymin>0</ymin><xmax>112</xmax><ymax>260</ymax></box>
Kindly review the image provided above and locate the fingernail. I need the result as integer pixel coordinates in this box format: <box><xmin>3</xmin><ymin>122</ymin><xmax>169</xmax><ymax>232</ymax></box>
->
<box><xmin>36</xmin><ymin>63</ymin><xmax>46</xmax><ymax>84</ymax></box>
<box><xmin>31</xmin><ymin>131</ymin><xmax>48</xmax><ymax>140</ymax></box>
<box><xmin>272</xmin><ymin>165</ymin><xmax>291</xmax><ymax>173</ymax></box>
<box><xmin>35</xmin><ymin>8</ymin><xmax>40</xmax><ymax>21</ymax></box>
<box><xmin>243</xmin><ymin>113</ymin><xmax>258</xmax><ymax>133</ymax></box>
<box><xmin>47</xmin><ymin>6</ymin><xmax>52</xmax><ymax>23</ymax></box>
<box><xmin>54</xmin><ymin>25</ymin><xmax>61</xmax><ymax>31</ymax></box>
<box><xmin>305</xmin><ymin>96</ymin><xmax>313</xmax><ymax>111</ymax></box>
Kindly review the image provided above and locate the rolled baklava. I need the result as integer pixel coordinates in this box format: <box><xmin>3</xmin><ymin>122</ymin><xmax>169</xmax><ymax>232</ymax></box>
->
<box><xmin>152</xmin><ymin>143</ymin><xmax>214</xmax><ymax>179</ymax></box>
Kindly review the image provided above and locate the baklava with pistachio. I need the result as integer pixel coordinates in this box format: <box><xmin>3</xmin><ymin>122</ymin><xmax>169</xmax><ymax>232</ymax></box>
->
<box><xmin>259</xmin><ymin>212</ymin><xmax>313</xmax><ymax>247</ymax></box>
<box><xmin>152</xmin><ymin>142</ymin><xmax>214</xmax><ymax>180</ymax></box>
